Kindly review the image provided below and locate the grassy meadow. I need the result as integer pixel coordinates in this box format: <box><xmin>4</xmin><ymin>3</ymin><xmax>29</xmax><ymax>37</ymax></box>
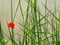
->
<box><xmin>0</xmin><ymin>0</ymin><xmax>60</xmax><ymax>45</ymax></box>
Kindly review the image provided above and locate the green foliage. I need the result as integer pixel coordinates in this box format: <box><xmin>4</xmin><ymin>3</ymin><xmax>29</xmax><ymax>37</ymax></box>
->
<box><xmin>1</xmin><ymin>0</ymin><xmax>60</xmax><ymax>45</ymax></box>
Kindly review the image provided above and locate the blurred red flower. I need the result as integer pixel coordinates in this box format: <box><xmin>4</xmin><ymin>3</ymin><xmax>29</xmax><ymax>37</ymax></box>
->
<box><xmin>8</xmin><ymin>22</ymin><xmax>15</xmax><ymax>29</ymax></box>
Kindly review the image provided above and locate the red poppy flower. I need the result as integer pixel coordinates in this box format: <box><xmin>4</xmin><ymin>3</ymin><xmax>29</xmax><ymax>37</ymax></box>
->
<box><xmin>8</xmin><ymin>22</ymin><xmax>15</xmax><ymax>29</ymax></box>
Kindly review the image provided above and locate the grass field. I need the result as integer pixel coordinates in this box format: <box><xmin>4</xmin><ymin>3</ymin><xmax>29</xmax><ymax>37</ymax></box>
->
<box><xmin>0</xmin><ymin>0</ymin><xmax>60</xmax><ymax>45</ymax></box>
